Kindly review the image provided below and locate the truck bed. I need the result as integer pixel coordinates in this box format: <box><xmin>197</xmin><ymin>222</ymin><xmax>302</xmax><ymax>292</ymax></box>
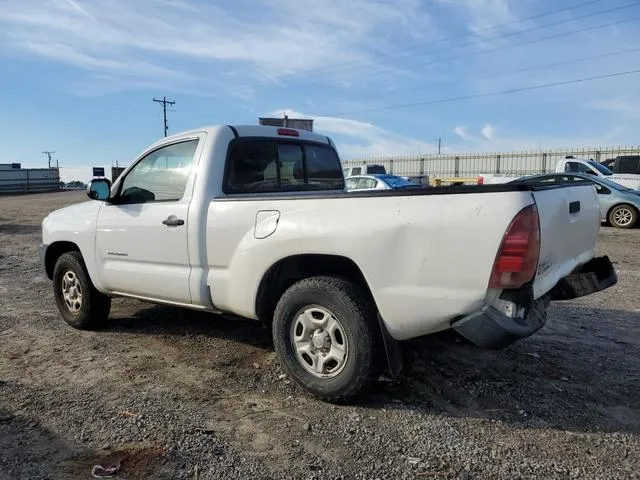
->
<box><xmin>206</xmin><ymin>182</ymin><xmax>600</xmax><ymax>340</ymax></box>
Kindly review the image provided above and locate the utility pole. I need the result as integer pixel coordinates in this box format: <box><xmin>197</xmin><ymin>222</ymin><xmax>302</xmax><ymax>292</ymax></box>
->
<box><xmin>153</xmin><ymin>96</ymin><xmax>176</xmax><ymax>137</ymax></box>
<box><xmin>42</xmin><ymin>150</ymin><xmax>55</xmax><ymax>168</ymax></box>
<box><xmin>436</xmin><ymin>138</ymin><xmax>442</xmax><ymax>155</ymax></box>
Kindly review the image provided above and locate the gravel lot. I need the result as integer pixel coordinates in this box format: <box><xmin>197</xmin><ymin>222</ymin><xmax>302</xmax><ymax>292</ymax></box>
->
<box><xmin>1</xmin><ymin>191</ymin><xmax>639</xmax><ymax>480</ymax></box>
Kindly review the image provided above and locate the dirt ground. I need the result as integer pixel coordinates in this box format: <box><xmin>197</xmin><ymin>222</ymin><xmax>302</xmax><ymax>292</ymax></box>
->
<box><xmin>1</xmin><ymin>191</ymin><xmax>639</xmax><ymax>480</ymax></box>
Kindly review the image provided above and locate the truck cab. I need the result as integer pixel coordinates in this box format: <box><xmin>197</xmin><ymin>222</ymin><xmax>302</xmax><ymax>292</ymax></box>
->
<box><xmin>556</xmin><ymin>156</ymin><xmax>640</xmax><ymax>190</ymax></box>
<box><xmin>601</xmin><ymin>155</ymin><xmax>640</xmax><ymax>175</ymax></box>
<box><xmin>342</xmin><ymin>164</ymin><xmax>386</xmax><ymax>178</ymax></box>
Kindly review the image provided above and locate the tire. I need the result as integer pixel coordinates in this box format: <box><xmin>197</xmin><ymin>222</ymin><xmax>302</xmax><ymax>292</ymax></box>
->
<box><xmin>272</xmin><ymin>276</ymin><xmax>381</xmax><ymax>403</ymax></box>
<box><xmin>52</xmin><ymin>251</ymin><xmax>111</xmax><ymax>330</ymax></box>
<box><xmin>608</xmin><ymin>204</ymin><xmax>638</xmax><ymax>229</ymax></box>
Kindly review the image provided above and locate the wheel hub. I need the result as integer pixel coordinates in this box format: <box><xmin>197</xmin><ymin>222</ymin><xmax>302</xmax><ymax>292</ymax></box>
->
<box><xmin>61</xmin><ymin>270</ymin><xmax>83</xmax><ymax>314</ymax></box>
<box><xmin>290</xmin><ymin>306</ymin><xmax>349</xmax><ymax>378</ymax></box>
<box><xmin>311</xmin><ymin>329</ymin><xmax>331</xmax><ymax>350</ymax></box>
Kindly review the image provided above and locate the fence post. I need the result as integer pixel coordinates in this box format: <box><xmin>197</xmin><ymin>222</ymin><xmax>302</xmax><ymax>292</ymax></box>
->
<box><xmin>595</xmin><ymin>150</ymin><xmax>601</xmax><ymax>162</ymax></box>
<box><xmin>496</xmin><ymin>155</ymin><xmax>501</xmax><ymax>174</ymax></box>
<box><xmin>454</xmin><ymin>156</ymin><xmax>460</xmax><ymax>177</ymax></box>
<box><xmin>420</xmin><ymin>157</ymin><xmax>424</xmax><ymax>176</ymax></box>
<box><xmin>26</xmin><ymin>169</ymin><xmax>30</xmax><ymax>193</ymax></box>
<box><xmin>542</xmin><ymin>153</ymin><xmax>547</xmax><ymax>172</ymax></box>
<box><xmin>389</xmin><ymin>158</ymin><xmax>394</xmax><ymax>175</ymax></box>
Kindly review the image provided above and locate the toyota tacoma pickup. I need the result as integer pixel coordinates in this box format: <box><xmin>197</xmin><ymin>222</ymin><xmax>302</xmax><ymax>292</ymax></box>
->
<box><xmin>39</xmin><ymin>125</ymin><xmax>617</xmax><ymax>402</ymax></box>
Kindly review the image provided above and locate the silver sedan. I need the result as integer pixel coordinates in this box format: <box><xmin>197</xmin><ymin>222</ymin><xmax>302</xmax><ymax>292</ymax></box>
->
<box><xmin>510</xmin><ymin>172</ymin><xmax>640</xmax><ymax>229</ymax></box>
<box><xmin>345</xmin><ymin>174</ymin><xmax>422</xmax><ymax>192</ymax></box>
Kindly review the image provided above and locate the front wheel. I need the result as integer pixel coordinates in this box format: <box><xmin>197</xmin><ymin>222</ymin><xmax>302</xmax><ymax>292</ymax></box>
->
<box><xmin>609</xmin><ymin>204</ymin><xmax>638</xmax><ymax>229</ymax></box>
<box><xmin>272</xmin><ymin>276</ymin><xmax>381</xmax><ymax>403</ymax></box>
<box><xmin>52</xmin><ymin>252</ymin><xmax>111</xmax><ymax>330</ymax></box>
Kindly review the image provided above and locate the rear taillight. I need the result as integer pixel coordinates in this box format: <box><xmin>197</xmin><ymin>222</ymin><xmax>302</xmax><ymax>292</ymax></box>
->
<box><xmin>488</xmin><ymin>204</ymin><xmax>540</xmax><ymax>289</ymax></box>
<box><xmin>477</xmin><ymin>176</ymin><xmax>484</xmax><ymax>185</ymax></box>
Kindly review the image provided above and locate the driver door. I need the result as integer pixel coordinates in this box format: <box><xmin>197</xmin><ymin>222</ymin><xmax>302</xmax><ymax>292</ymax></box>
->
<box><xmin>95</xmin><ymin>137</ymin><xmax>201</xmax><ymax>304</ymax></box>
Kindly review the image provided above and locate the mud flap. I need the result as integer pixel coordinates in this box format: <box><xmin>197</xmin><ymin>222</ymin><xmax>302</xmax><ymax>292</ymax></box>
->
<box><xmin>377</xmin><ymin>314</ymin><xmax>404</xmax><ymax>378</ymax></box>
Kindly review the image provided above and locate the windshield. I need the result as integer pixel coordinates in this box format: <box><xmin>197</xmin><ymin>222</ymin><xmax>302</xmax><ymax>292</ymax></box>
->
<box><xmin>588</xmin><ymin>161</ymin><xmax>614</xmax><ymax>176</ymax></box>
<box><xmin>379</xmin><ymin>175</ymin><xmax>416</xmax><ymax>188</ymax></box>
<box><xmin>593</xmin><ymin>176</ymin><xmax>631</xmax><ymax>191</ymax></box>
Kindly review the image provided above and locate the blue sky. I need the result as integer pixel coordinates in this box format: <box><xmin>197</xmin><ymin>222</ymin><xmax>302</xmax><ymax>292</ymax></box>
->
<box><xmin>1</xmin><ymin>0</ymin><xmax>639</xmax><ymax>182</ymax></box>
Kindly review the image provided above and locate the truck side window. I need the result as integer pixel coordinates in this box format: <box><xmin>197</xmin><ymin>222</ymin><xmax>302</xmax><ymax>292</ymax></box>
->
<box><xmin>225</xmin><ymin>140</ymin><xmax>344</xmax><ymax>193</ymax></box>
<box><xmin>119</xmin><ymin>140</ymin><xmax>198</xmax><ymax>204</ymax></box>
<box><xmin>565</xmin><ymin>162</ymin><xmax>581</xmax><ymax>173</ymax></box>
<box><xmin>351</xmin><ymin>167</ymin><xmax>362</xmax><ymax>175</ymax></box>
<box><xmin>618</xmin><ymin>156</ymin><xmax>639</xmax><ymax>174</ymax></box>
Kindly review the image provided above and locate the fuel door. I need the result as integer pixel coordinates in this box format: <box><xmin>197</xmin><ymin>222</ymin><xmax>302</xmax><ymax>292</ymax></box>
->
<box><xmin>254</xmin><ymin>210</ymin><xmax>280</xmax><ymax>239</ymax></box>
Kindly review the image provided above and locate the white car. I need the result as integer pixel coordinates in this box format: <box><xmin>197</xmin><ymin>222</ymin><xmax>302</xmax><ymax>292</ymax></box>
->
<box><xmin>345</xmin><ymin>174</ymin><xmax>422</xmax><ymax>191</ymax></box>
<box><xmin>39</xmin><ymin>124</ymin><xmax>617</xmax><ymax>402</ymax></box>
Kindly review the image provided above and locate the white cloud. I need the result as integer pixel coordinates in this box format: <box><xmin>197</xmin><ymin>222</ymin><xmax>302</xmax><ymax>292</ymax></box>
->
<box><xmin>585</xmin><ymin>97</ymin><xmax>640</xmax><ymax>119</ymax></box>
<box><xmin>481</xmin><ymin>123</ymin><xmax>495</xmax><ymax>140</ymax></box>
<box><xmin>435</xmin><ymin>0</ymin><xmax>516</xmax><ymax>33</ymax></box>
<box><xmin>453</xmin><ymin>125</ymin><xmax>474</xmax><ymax>141</ymax></box>
<box><xmin>270</xmin><ymin>109</ymin><xmax>437</xmax><ymax>158</ymax></box>
<box><xmin>0</xmin><ymin>0</ymin><xmax>432</xmax><ymax>94</ymax></box>
<box><xmin>61</xmin><ymin>0</ymin><xmax>96</xmax><ymax>21</ymax></box>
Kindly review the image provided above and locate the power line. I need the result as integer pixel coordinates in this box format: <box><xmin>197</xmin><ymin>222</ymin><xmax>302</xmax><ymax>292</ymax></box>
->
<box><xmin>270</xmin><ymin>0</ymin><xmax>609</xmax><ymax>80</ymax></box>
<box><xmin>319</xmin><ymin>67</ymin><xmax>640</xmax><ymax>117</ymax></box>
<box><xmin>304</xmin><ymin>1</ymin><xmax>637</xmax><ymax>83</ymax></box>
<box><xmin>357</xmin><ymin>46</ymin><xmax>640</xmax><ymax>100</ymax></box>
<box><xmin>304</xmin><ymin>5</ymin><xmax>640</xmax><ymax>88</ymax></box>
<box><xmin>153</xmin><ymin>96</ymin><xmax>176</xmax><ymax>137</ymax></box>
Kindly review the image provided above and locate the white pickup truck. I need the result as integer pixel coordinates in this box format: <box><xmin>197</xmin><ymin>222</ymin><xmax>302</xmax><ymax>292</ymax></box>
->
<box><xmin>479</xmin><ymin>157</ymin><xmax>640</xmax><ymax>190</ymax></box>
<box><xmin>39</xmin><ymin>125</ymin><xmax>617</xmax><ymax>402</ymax></box>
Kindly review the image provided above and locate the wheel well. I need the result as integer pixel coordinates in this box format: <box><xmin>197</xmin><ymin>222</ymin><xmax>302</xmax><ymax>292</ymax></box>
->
<box><xmin>255</xmin><ymin>254</ymin><xmax>371</xmax><ymax>323</ymax></box>
<box><xmin>607</xmin><ymin>203</ymin><xmax>639</xmax><ymax>221</ymax></box>
<box><xmin>45</xmin><ymin>241</ymin><xmax>80</xmax><ymax>279</ymax></box>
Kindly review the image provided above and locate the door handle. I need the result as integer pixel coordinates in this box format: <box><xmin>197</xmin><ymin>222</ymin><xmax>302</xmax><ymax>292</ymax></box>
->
<box><xmin>162</xmin><ymin>215</ymin><xmax>184</xmax><ymax>227</ymax></box>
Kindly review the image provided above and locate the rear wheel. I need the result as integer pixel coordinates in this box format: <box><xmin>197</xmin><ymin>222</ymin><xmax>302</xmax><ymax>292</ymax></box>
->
<box><xmin>609</xmin><ymin>204</ymin><xmax>637</xmax><ymax>229</ymax></box>
<box><xmin>52</xmin><ymin>252</ymin><xmax>111</xmax><ymax>330</ymax></box>
<box><xmin>272</xmin><ymin>276</ymin><xmax>381</xmax><ymax>403</ymax></box>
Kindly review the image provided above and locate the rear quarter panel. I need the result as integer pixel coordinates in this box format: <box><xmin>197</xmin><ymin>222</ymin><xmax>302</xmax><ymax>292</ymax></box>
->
<box><xmin>205</xmin><ymin>191</ymin><xmax>534</xmax><ymax>340</ymax></box>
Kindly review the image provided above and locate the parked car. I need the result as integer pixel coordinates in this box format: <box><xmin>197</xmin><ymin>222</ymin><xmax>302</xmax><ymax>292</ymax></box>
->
<box><xmin>478</xmin><ymin>157</ymin><xmax>640</xmax><ymax>190</ymax></box>
<box><xmin>509</xmin><ymin>172</ymin><xmax>640</xmax><ymax>228</ymax></box>
<box><xmin>39</xmin><ymin>124</ymin><xmax>616</xmax><ymax>402</ymax></box>
<box><xmin>345</xmin><ymin>174</ymin><xmax>423</xmax><ymax>191</ymax></box>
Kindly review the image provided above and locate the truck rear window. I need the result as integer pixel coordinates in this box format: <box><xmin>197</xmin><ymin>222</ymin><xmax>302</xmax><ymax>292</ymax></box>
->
<box><xmin>224</xmin><ymin>139</ymin><xmax>344</xmax><ymax>193</ymax></box>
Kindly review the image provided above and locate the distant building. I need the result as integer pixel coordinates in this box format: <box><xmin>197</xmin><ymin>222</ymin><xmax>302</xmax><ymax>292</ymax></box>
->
<box><xmin>259</xmin><ymin>116</ymin><xmax>314</xmax><ymax>132</ymax></box>
<box><xmin>0</xmin><ymin>163</ymin><xmax>61</xmax><ymax>195</ymax></box>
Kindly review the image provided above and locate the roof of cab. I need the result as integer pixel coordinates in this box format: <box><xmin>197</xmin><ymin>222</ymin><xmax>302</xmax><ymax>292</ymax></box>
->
<box><xmin>149</xmin><ymin>124</ymin><xmax>331</xmax><ymax>149</ymax></box>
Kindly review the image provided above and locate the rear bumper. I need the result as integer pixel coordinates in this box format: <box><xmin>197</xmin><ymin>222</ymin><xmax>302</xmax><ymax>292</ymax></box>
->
<box><xmin>451</xmin><ymin>255</ymin><xmax>616</xmax><ymax>349</ymax></box>
<box><xmin>548</xmin><ymin>255</ymin><xmax>617</xmax><ymax>301</ymax></box>
<box><xmin>451</xmin><ymin>295</ymin><xmax>550</xmax><ymax>349</ymax></box>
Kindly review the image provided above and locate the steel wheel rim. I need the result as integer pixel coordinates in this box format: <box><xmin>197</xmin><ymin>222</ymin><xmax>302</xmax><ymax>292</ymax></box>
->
<box><xmin>290</xmin><ymin>306</ymin><xmax>349</xmax><ymax>378</ymax></box>
<box><xmin>61</xmin><ymin>270</ymin><xmax>82</xmax><ymax>315</ymax></box>
<box><xmin>613</xmin><ymin>208</ymin><xmax>633</xmax><ymax>226</ymax></box>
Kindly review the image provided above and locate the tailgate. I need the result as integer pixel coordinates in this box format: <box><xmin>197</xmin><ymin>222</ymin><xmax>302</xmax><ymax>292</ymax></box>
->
<box><xmin>531</xmin><ymin>185</ymin><xmax>600</xmax><ymax>299</ymax></box>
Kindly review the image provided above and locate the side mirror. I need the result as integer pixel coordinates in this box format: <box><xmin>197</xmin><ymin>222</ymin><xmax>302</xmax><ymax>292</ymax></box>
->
<box><xmin>87</xmin><ymin>178</ymin><xmax>112</xmax><ymax>201</ymax></box>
